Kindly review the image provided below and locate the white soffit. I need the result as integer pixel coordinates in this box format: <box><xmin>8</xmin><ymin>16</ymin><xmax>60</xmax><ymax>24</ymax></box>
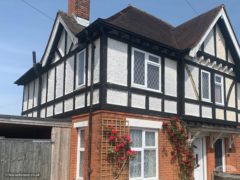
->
<box><xmin>189</xmin><ymin>8</ymin><xmax>240</xmax><ymax>59</ymax></box>
<box><xmin>42</xmin><ymin>15</ymin><xmax>78</xmax><ymax>67</ymax></box>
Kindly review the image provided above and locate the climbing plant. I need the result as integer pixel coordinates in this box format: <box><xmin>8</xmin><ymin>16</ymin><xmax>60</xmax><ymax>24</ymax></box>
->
<box><xmin>162</xmin><ymin>117</ymin><xmax>195</xmax><ymax>180</ymax></box>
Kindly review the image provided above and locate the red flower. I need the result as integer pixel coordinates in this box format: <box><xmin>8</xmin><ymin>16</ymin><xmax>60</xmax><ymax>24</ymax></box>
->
<box><xmin>109</xmin><ymin>135</ymin><xmax>116</xmax><ymax>141</ymax></box>
<box><xmin>121</xmin><ymin>156</ymin><xmax>126</xmax><ymax>160</ymax></box>
<box><xmin>124</xmin><ymin>135</ymin><xmax>131</xmax><ymax>142</ymax></box>
<box><xmin>111</xmin><ymin>129</ymin><xmax>118</xmax><ymax>135</ymax></box>
<box><xmin>114</xmin><ymin>146</ymin><xmax>120</xmax><ymax>152</ymax></box>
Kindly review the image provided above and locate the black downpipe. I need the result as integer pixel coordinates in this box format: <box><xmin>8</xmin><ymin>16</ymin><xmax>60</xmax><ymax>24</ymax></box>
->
<box><xmin>88</xmin><ymin>40</ymin><xmax>96</xmax><ymax>180</ymax></box>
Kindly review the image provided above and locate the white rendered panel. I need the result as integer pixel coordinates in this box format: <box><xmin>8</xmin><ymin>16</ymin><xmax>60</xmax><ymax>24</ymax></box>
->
<box><xmin>28</xmin><ymin>81</ymin><xmax>34</xmax><ymax>109</ymax></box>
<box><xmin>216</xmin><ymin>108</ymin><xmax>224</xmax><ymax>120</ymax></box>
<box><xmin>33</xmin><ymin>78</ymin><xmax>39</xmax><ymax>107</ymax></box>
<box><xmin>226</xmin><ymin>78</ymin><xmax>236</xmax><ymax>108</ymax></box>
<box><xmin>56</xmin><ymin>62</ymin><xmax>64</xmax><ymax>98</ymax></box>
<box><xmin>164</xmin><ymin>100</ymin><xmax>177</xmax><ymax>114</ymax></box>
<box><xmin>107</xmin><ymin>89</ymin><xmax>128</xmax><ymax>106</ymax></box>
<box><xmin>202</xmin><ymin>106</ymin><xmax>212</xmax><ymax>119</ymax></box>
<box><xmin>55</xmin><ymin>102</ymin><xmax>63</xmax><ymax>115</ymax></box>
<box><xmin>58</xmin><ymin>30</ymin><xmax>65</xmax><ymax>57</ymax></box>
<box><xmin>33</xmin><ymin>111</ymin><xmax>37</xmax><ymax>118</ymax></box>
<box><xmin>107</xmin><ymin>38</ymin><xmax>128</xmax><ymax>86</ymax></box>
<box><xmin>65</xmin><ymin>56</ymin><xmax>74</xmax><ymax>94</ymax></box>
<box><xmin>87</xmin><ymin>89</ymin><xmax>99</xmax><ymax>106</ymax></box>
<box><xmin>149</xmin><ymin>97</ymin><xmax>162</xmax><ymax>112</ymax></box>
<box><xmin>66</xmin><ymin>33</ymin><xmax>72</xmax><ymax>54</ymax></box>
<box><xmin>88</xmin><ymin>38</ymin><xmax>100</xmax><ymax>85</ymax></box>
<box><xmin>184</xmin><ymin>65</ymin><xmax>199</xmax><ymax>100</ymax></box>
<box><xmin>165</xmin><ymin>58</ymin><xmax>177</xmax><ymax>96</ymax></box>
<box><xmin>204</xmin><ymin>29</ymin><xmax>215</xmax><ymax>55</ymax></box>
<box><xmin>75</xmin><ymin>93</ymin><xmax>85</xmax><ymax>109</ymax></box>
<box><xmin>227</xmin><ymin>111</ymin><xmax>236</xmax><ymax>122</ymax></box>
<box><xmin>41</xmin><ymin>73</ymin><xmax>47</xmax><ymax>104</ymax></box>
<box><xmin>216</xmin><ymin>25</ymin><xmax>226</xmax><ymax>60</ymax></box>
<box><xmin>64</xmin><ymin>98</ymin><xmax>73</xmax><ymax>112</ymax></box>
<box><xmin>185</xmin><ymin>103</ymin><xmax>200</xmax><ymax>117</ymax></box>
<box><xmin>47</xmin><ymin>68</ymin><xmax>55</xmax><ymax>102</ymax></box>
<box><xmin>131</xmin><ymin>94</ymin><xmax>146</xmax><ymax>109</ymax></box>
<box><xmin>47</xmin><ymin>105</ymin><xmax>53</xmax><ymax>117</ymax></box>
<box><xmin>23</xmin><ymin>85</ymin><xmax>29</xmax><ymax>111</ymax></box>
<box><xmin>40</xmin><ymin>108</ymin><xmax>46</xmax><ymax>118</ymax></box>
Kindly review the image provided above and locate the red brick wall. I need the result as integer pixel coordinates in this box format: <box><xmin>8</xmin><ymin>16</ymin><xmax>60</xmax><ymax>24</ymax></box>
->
<box><xmin>69</xmin><ymin>110</ymin><xmax>240</xmax><ymax>180</ymax></box>
<box><xmin>68</xmin><ymin>0</ymin><xmax>90</xmax><ymax>20</ymax></box>
<box><xmin>70</xmin><ymin>110</ymin><xmax>178</xmax><ymax>180</ymax></box>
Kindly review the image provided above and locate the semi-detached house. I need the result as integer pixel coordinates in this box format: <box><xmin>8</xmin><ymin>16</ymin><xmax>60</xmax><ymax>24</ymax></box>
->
<box><xmin>15</xmin><ymin>0</ymin><xmax>240</xmax><ymax>179</ymax></box>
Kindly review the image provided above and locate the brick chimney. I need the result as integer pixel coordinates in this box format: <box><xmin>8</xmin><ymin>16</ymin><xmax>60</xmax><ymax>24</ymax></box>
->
<box><xmin>68</xmin><ymin>0</ymin><xmax>90</xmax><ymax>26</ymax></box>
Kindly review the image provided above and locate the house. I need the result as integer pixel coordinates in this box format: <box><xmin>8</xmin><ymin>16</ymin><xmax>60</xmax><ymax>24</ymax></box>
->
<box><xmin>15</xmin><ymin>0</ymin><xmax>240</xmax><ymax>179</ymax></box>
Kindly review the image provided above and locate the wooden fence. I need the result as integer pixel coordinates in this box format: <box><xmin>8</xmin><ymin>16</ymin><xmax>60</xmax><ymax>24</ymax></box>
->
<box><xmin>0</xmin><ymin>139</ymin><xmax>52</xmax><ymax>180</ymax></box>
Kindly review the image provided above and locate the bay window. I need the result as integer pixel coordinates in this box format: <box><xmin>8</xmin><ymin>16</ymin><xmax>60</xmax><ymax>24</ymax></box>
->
<box><xmin>215</xmin><ymin>74</ymin><xmax>224</xmax><ymax>105</ymax></box>
<box><xmin>129</xmin><ymin>129</ymin><xmax>158</xmax><ymax>179</ymax></box>
<box><xmin>132</xmin><ymin>49</ymin><xmax>161</xmax><ymax>91</ymax></box>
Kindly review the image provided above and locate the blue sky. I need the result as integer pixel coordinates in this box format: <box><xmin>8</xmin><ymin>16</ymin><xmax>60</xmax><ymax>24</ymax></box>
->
<box><xmin>0</xmin><ymin>0</ymin><xmax>239</xmax><ymax>115</ymax></box>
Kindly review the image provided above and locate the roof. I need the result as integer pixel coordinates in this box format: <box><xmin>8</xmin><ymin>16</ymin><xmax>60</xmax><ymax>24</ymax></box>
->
<box><xmin>104</xmin><ymin>5</ymin><xmax>223</xmax><ymax>51</ymax></box>
<box><xmin>58</xmin><ymin>11</ymin><xmax>85</xmax><ymax>35</ymax></box>
<box><xmin>0</xmin><ymin>114</ymin><xmax>71</xmax><ymax>127</ymax></box>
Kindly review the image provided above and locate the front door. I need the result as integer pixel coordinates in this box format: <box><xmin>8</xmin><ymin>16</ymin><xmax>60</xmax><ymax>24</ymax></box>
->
<box><xmin>193</xmin><ymin>138</ymin><xmax>206</xmax><ymax>180</ymax></box>
<box><xmin>214</xmin><ymin>139</ymin><xmax>224</xmax><ymax>172</ymax></box>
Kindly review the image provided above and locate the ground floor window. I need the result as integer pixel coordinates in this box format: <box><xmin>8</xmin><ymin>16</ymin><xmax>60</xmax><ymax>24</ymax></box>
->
<box><xmin>77</xmin><ymin>129</ymin><xmax>85</xmax><ymax>179</ymax></box>
<box><xmin>214</xmin><ymin>139</ymin><xmax>225</xmax><ymax>172</ymax></box>
<box><xmin>129</xmin><ymin>129</ymin><xmax>158</xmax><ymax>179</ymax></box>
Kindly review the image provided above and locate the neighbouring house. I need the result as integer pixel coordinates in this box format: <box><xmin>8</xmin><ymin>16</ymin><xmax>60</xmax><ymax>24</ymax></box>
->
<box><xmin>15</xmin><ymin>0</ymin><xmax>240</xmax><ymax>179</ymax></box>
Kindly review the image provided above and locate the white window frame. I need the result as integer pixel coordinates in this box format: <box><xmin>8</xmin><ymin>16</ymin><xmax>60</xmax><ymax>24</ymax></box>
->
<box><xmin>131</xmin><ymin>48</ymin><xmax>161</xmax><ymax>93</ymax></box>
<box><xmin>76</xmin><ymin>128</ymin><xmax>85</xmax><ymax>180</ymax></box>
<box><xmin>214</xmin><ymin>74</ymin><xmax>224</xmax><ymax>105</ymax></box>
<box><xmin>129</xmin><ymin>129</ymin><xmax>159</xmax><ymax>180</ymax></box>
<box><xmin>201</xmin><ymin>70</ymin><xmax>211</xmax><ymax>102</ymax></box>
<box><xmin>76</xmin><ymin>49</ymin><xmax>86</xmax><ymax>89</ymax></box>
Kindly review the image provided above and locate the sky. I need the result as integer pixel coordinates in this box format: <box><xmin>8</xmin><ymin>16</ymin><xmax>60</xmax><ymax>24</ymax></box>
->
<box><xmin>0</xmin><ymin>0</ymin><xmax>239</xmax><ymax>115</ymax></box>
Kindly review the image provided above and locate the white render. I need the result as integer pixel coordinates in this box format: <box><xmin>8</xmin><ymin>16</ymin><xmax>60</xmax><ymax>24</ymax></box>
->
<box><xmin>149</xmin><ymin>97</ymin><xmax>162</xmax><ymax>112</ymax></box>
<box><xmin>131</xmin><ymin>93</ymin><xmax>146</xmax><ymax>109</ymax></box>
<box><xmin>225</xmin><ymin>78</ymin><xmax>236</xmax><ymax>108</ymax></box>
<box><xmin>47</xmin><ymin>68</ymin><xmax>55</xmax><ymax>102</ymax></box>
<box><xmin>28</xmin><ymin>81</ymin><xmax>34</xmax><ymax>109</ymax></box>
<box><xmin>185</xmin><ymin>103</ymin><xmax>200</xmax><ymax>117</ymax></box>
<box><xmin>227</xmin><ymin>110</ymin><xmax>236</xmax><ymax>122</ymax></box>
<box><xmin>33</xmin><ymin>78</ymin><xmax>39</xmax><ymax>107</ymax></box>
<box><xmin>164</xmin><ymin>58</ymin><xmax>177</xmax><ymax>97</ymax></box>
<box><xmin>164</xmin><ymin>100</ymin><xmax>177</xmax><ymax>114</ymax></box>
<box><xmin>58</xmin><ymin>30</ymin><xmax>65</xmax><ymax>57</ymax></box>
<box><xmin>40</xmin><ymin>108</ymin><xmax>46</xmax><ymax>118</ymax></box>
<box><xmin>126</xmin><ymin>118</ymin><xmax>163</xmax><ymax>129</ymax></box>
<box><xmin>216</xmin><ymin>25</ymin><xmax>226</xmax><ymax>60</ymax></box>
<box><xmin>33</xmin><ymin>111</ymin><xmax>37</xmax><ymax>117</ymax></box>
<box><xmin>107</xmin><ymin>38</ymin><xmax>128</xmax><ymax>86</ymax></box>
<box><xmin>216</xmin><ymin>108</ymin><xmax>224</xmax><ymax>120</ymax></box>
<box><xmin>56</xmin><ymin>62</ymin><xmax>64</xmax><ymax>98</ymax></box>
<box><xmin>41</xmin><ymin>73</ymin><xmax>47</xmax><ymax>104</ymax></box>
<box><xmin>47</xmin><ymin>105</ymin><xmax>54</xmax><ymax>117</ymax></box>
<box><xmin>23</xmin><ymin>84</ymin><xmax>28</xmax><ymax>111</ymax></box>
<box><xmin>204</xmin><ymin>29</ymin><xmax>215</xmax><ymax>56</ymax></box>
<box><xmin>55</xmin><ymin>102</ymin><xmax>63</xmax><ymax>115</ymax></box>
<box><xmin>202</xmin><ymin>106</ymin><xmax>212</xmax><ymax>119</ymax></box>
<box><xmin>64</xmin><ymin>98</ymin><xmax>73</xmax><ymax>112</ymax></box>
<box><xmin>65</xmin><ymin>56</ymin><xmax>75</xmax><ymax>95</ymax></box>
<box><xmin>87</xmin><ymin>89</ymin><xmax>99</xmax><ymax>106</ymax></box>
<box><xmin>185</xmin><ymin>65</ymin><xmax>199</xmax><ymax>100</ymax></box>
<box><xmin>75</xmin><ymin>93</ymin><xmax>85</xmax><ymax>109</ymax></box>
<box><xmin>88</xmin><ymin>39</ymin><xmax>100</xmax><ymax>85</ymax></box>
<box><xmin>66</xmin><ymin>33</ymin><xmax>72</xmax><ymax>54</ymax></box>
<box><xmin>107</xmin><ymin>89</ymin><xmax>128</xmax><ymax>106</ymax></box>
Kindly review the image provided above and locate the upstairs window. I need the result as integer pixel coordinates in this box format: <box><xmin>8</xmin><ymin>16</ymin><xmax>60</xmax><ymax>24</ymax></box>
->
<box><xmin>76</xmin><ymin>50</ymin><xmax>86</xmax><ymax>88</ymax></box>
<box><xmin>132</xmin><ymin>49</ymin><xmax>161</xmax><ymax>91</ymax></box>
<box><xmin>201</xmin><ymin>70</ymin><xmax>211</xmax><ymax>101</ymax></box>
<box><xmin>215</xmin><ymin>74</ymin><xmax>224</xmax><ymax>105</ymax></box>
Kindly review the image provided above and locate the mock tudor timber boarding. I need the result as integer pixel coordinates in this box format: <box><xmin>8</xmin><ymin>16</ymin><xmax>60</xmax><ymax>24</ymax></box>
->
<box><xmin>15</xmin><ymin>1</ymin><xmax>240</xmax><ymax>179</ymax></box>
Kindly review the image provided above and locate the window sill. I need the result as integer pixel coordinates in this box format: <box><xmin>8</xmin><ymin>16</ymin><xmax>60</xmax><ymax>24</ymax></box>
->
<box><xmin>131</xmin><ymin>84</ymin><xmax>162</xmax><ymax>94</ymax></box>
<box><xmin>75</xmin><ymin>84</ymin><xmax>86</xmax><ymax>91</ymax></box>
